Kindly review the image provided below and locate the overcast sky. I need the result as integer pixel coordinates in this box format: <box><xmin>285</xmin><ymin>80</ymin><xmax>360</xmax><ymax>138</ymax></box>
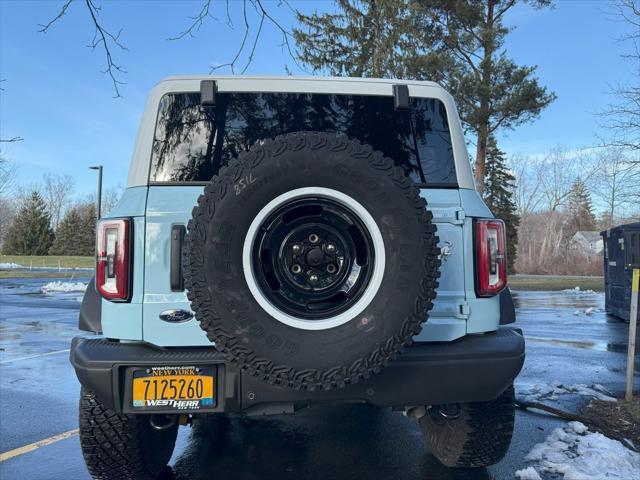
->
<box><xmin>0</xmin><ymin>0</ymin><xmax>635</xmax><ymax>197</ymax></box>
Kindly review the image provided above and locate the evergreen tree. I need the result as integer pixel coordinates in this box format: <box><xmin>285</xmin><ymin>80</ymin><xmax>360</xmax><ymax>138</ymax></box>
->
<box><xmin>483</xmin><ymin>136</ymin><xmax>520</xmax><ymax>273</ymax></box>
<box><xmin>294</xmin><ymin>0</ymin><xmax>556</xmax><ymax>193</ymax></box>
<box><xmin>2</xmin><ymin>191</ymin><xmax>54</xmax><ymax>255</ymax></box>
<box><xmin>50</xmin><ymin>202</ymin><xmax>96</xmax><ymax>256</ymax></box>
<box><xmin>80</xmin><ymin>202</ymin><xmax>97</xmax><ymax>255</ymax></box>
<box><xmin>566</xmin><ymin>178</ymin><xmax>597</xmax><ymax>235</ymax></box>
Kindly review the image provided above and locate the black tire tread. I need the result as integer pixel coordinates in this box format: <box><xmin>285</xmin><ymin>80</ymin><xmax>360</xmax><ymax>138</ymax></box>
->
<box><xmin>419</xmin><ymin>386</ymin><xmax>516</xmax><ymax>468</ymax></box>
<box><xmin>79</xmin><ymin>387</ymin><xmax>177</xmax><ymax>480</ymax></box>
<box><xmin>184</xmin><ymin>132</ymin><xmax>440</xmax><ymax>391</ymax></box>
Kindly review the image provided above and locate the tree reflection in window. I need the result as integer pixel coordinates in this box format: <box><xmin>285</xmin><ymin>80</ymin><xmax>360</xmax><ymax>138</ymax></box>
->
<box><xmin>150</xmin><ymin>92</ymin><xmax>456</xmax><ymax>186</ymax></box>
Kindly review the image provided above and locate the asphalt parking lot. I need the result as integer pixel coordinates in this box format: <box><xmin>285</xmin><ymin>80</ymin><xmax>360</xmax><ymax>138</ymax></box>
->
<box><xmin>0</xmin><ymin>276</ymin><xmax>638</xmax><ymax>480</ymax></box>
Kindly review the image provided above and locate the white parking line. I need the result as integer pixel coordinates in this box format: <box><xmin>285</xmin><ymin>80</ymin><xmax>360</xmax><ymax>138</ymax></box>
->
<box><xmin>0</xmin><ymin>429</ymin><xmax>79</xmax><ymax>462</ymax></box>
<box><xmin>0</xmin><ymin>349</ymin><xmax>70</xmax><ymax>364</ymax></box>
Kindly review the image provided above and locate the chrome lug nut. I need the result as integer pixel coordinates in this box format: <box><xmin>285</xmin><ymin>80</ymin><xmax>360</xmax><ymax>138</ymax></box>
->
<box><xmin>291</xmin><ymin>264</ymin><xmax>302</xmax><ymax>274</ymax></box>
<box><xmin>309</xmin><ymin>233</ymin><xmax>320</xmax><ymax>244</ymax></box>
<box><xmin>325</xmin><ymin>243</ymin><xmax>336</xmax><ymax>254</ymax></box>
<box><xmin>292</xmin><ymin>244</ymin><xmax>302</xmax><ymax>255</ymax></box>
<box><xmin>308</xmin><ymin>274</ymin><xmax>319</xmax><ymax>284</ymax></box>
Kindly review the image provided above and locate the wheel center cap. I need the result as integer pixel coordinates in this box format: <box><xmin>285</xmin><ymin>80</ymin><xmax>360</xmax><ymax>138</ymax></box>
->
<box><xmin>306</xmin><ymin>248</ymin><xmax>325</xmax><ymax>267</ymax></box>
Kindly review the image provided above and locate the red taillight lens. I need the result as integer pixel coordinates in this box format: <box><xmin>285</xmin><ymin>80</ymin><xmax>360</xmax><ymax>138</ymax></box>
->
<box><xmin>475</xmin><ymin>219</ymin><xmax>507</xmax><ymax>297</ymax></box>
<box><xmin>96</xmin><ymin>219</ymin><xmax>131</xmax><ymax>301</ymax></box>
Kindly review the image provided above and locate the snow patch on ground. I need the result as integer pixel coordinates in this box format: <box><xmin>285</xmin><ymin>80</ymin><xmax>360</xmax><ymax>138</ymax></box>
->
<box><xmin>562</xmin><ymin>286</ymin><xmax>596</xmax><ymax>294</ymax></box>
<box><xmin>573</xmin><ymin>307</ymin><xmax>603</xmax><ymax>316</ymax></box>
<box><xmin>517</xmin><ymin>381</ymin><xmax>616</xmax><ymax>402</ymax></box>
<box><xmin>0</xmin><ymin>262</ymin><xmax>22</xmax><ymax>269</ymax></box>
<box><xmin>515</xmin><ymin>466</ymin><xmax>542</xmax><ymax>480</ymax></box>
<box><xmin>516</xmin><ymin>421</ymin><xmax>640</xmax><ymax>480</ymax></box>
<box><xmin>40</xmin><ymin>281</ymin><xmax>88</xmax><ymax>293</ymax></box>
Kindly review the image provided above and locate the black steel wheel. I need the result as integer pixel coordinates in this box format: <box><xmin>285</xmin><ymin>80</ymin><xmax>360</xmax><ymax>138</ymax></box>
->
<box><xmin>252</xmin><ymin>196</ymin><xmax>376</xmax><ymax>321</ymax></box>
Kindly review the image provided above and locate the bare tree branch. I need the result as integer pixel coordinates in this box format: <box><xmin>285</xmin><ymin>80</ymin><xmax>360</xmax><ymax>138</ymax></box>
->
<box><xmin>167</xmin><ymin>0</ymin><xmax>217</xmax><ymax>41</ymax></box>
<box><xmin>598</xmin><ymin>0</ymin><xmax>640</xmax><ymax>152</ymax></box>
<box><xmin>84</xmin><ymin>0</ymin><xmax>128</xmax><ymax>98</ymax></box>
<box><xmin>38</xmin><ymin>0</ymin><xmax>127</xmax><ymax>97</ymax></box>
<box><xmin>210</xmin><ymin>0</ymin><xmax>251</xmax><ymax>74</ymax></box>
<box><xmin>37</xmin><ymin>0</ymin><xmax>75</xmax><ymax>33</ymax></box>
<box><xmin>169</xmin><ymin>0</ymin><xmax>301</xmax><ymax>75</ymax></box>
<box><xmin>38</xmin><ymin>0</ymin><xmax>299</xmax><ymax>96</ymax></box>
<box><xmin>0</xmin><ymin>137</ymin><xmax>24</xmax><ymax>143</ymax></box>
<box><xmin>253</xmin><ymin>0</ymin><xmax>301</xmax><ymax>71</ymax></box>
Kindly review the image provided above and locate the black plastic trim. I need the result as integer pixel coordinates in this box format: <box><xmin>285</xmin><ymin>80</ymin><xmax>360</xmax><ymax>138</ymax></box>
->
<box><xmin>393</xmin><ymin>84</ymin><xmax>410</xmax><ymax>111</ymax></box>
<box><xmin>70</xmin><ymin>327</ymin><xmax>524</xmax><ymax>414</ymax></box>
<box><xmin>79</xmin><ymin>277</ymin><xmax>102</xmax><ymax>333</ymax></box>
<box><xmin>170</xmin><ymin>224</ymin><xmax>185</xmax><ymax>291</ymax></box>
<box><xmin>200</xmin><ymin>80</ymin><xmax>217</xmax><ymax>106</ymax></box>
<box><xmin>499</xmin><ymin>287</ymin><xmax>516</xmax><ymax>325</ymax></box>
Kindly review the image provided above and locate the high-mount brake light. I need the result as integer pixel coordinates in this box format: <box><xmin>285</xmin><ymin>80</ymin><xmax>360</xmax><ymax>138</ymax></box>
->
<box><xmin>475</xmin><ymin>219</ymin><xmax>507</xmax><ymax>297</ymax></box>
<box><xmin>96</xmin><ymin>219</ymin><xmax>131</xmax><ymax>301</ymax></box>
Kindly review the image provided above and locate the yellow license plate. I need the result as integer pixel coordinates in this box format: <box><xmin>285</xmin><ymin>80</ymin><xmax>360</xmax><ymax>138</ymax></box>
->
<box><xmin>132</xmin><ymin>366</ymin><xmax>215</xmax><ymax>410</ymax></box>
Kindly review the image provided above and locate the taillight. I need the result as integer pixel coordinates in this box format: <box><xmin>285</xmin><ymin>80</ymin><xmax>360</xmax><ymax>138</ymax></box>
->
<box><xmin>96</xmin><ymin>218</ymin><xmax>131</xmax><ymax>301</ymax></box>
<box><xmin>475</xmin><ymin>219</ymin><xmax>507</xmax><ymax>297</ymax></box>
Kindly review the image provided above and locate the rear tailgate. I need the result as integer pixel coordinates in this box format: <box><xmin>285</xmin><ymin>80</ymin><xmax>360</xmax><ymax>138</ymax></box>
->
<box><xmin>414</xmin><ymin>189</ymin><xmax>467</xmax><ymax>341</ymax></box>
<box><xmin>143</xmin><ymin>186</ymin><xmax>210</xmax><ymax>346</ymax></box>
<box><xmin>142</xmin><ymin>186</ymin><xmax>475</xmax><ymax>345</ymax></box>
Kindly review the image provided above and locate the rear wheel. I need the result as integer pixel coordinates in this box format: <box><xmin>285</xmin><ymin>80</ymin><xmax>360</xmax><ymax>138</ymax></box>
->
<box><xmin>418</xmin><ymin>386</ymin><xmax>516</xmax><ymax>468</ymax></box>
<box><xmin>79</xmin><ymin>388</ymin><xmax>178</xmax><ymax>480</ymax></box>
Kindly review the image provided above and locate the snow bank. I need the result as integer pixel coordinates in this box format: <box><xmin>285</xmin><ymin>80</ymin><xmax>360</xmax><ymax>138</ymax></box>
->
<box><xmin>40</xmin><ymin>281</ymin><xmax>88</xmax><ymax>293</ymax></box>
<box><xmin>516</xmin><ymin>421</ymin><xmax>640</xmax><ymax>480</ymax></box>
<box><xmin>562</xmin><ymin>286</ymin><xmax>596</xmax><ymax>294</ymax></box>
<box><xmin>0</xmin><ymin>262</ymin><xmax>22</xmax><ymax>269</ymax></box>
<box><xmin>517</xmin><ymin>381</ymin><xmax>616</xmax><ymax>402</ymax></box>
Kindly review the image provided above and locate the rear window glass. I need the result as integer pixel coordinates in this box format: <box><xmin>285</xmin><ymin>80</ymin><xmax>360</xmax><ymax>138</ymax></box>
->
<box><xmin>149</xmin><ymin>92</ymin><xmax>456</xmax><ymax>187</ymax></box>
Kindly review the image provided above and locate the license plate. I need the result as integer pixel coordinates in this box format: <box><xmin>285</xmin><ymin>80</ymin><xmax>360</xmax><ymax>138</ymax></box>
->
<box><xmin>132</xmin><ymin>366</ymin><xmax>215</xmax><ymax>410</ymax></box>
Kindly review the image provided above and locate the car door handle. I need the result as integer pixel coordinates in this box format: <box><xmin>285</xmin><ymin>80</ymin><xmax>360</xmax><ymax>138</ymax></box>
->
<box><xmin>170</xmin><ymin>225</ymin><xmax>186</xmax><ymax>291</ymax></box>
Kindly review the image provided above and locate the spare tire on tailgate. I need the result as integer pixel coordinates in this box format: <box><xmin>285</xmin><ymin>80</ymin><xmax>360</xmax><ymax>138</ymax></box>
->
<box><xmin>184</xmin><ymin>132</ymin><xmax>440</xmax><ymax>391</ymax></box>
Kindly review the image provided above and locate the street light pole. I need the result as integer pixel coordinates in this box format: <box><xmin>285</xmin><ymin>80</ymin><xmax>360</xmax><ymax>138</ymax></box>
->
<box><xmin>89</xmin><ymin>165</ymin><xmax>103</xmax><ymax>219</ymax></box>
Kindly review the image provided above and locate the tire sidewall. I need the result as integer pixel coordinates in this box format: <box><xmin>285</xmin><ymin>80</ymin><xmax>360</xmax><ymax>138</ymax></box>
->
<box><xmin>186</xmin><ymin>133</ymin><xmax>437</xmax><ymax>387</ymax></box>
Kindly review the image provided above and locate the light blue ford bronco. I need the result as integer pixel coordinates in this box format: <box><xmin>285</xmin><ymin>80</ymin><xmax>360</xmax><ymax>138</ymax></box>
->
<box><xmin>71</xmin><ymin>76</ymin><xmax>524</xmax><ymax>479</ymax></box>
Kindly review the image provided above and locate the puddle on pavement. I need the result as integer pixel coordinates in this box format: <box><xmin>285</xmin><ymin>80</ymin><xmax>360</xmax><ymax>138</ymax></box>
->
<box><xmin>526</xmin><ymin>335</ymin><xmax>629</xmax><ymax>354</ymax></box>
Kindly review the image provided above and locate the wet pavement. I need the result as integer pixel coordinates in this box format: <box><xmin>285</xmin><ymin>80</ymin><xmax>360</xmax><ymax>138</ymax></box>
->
<box><xmin>0</xmin><ymin>279</ymin><xmax>638</xmax><ymax>480</ymax></box>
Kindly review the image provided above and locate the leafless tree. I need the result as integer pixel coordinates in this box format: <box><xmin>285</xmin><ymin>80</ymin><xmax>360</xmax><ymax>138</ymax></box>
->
<box><xmin>38</xmin><ymin>0</ymin><xmax>298</xmax><ymax>97</ymax></box>
<box><xmin>591</xmin><ymin>147</ymin><xmax>640</xmax><ymax>227</ymax></box>
<box><xmin>0</xmin><ymin>156</ymin><xmax>18</xmax><ymax>247</ymax></box>
<box><xmin>508</xmin><ymin>153</ymin><xmax>544</xmax><ymax>216</ymax></box>
<box><xmin>79</xmin><ymin>183</ymin><xmax>124</xmax><ymax>216</ymax></box>
<box><xmin>101</xmin><ymin>184</ymin><xmax>124</xmax><ymax>216</ymax></box>
<box><xmin>509</xmin><ymin>146</ymin><xmax>617</xmax><ymax>275</ymax></box>
<box><xmin>537</xmin><ymin>147</ymin><xmax>598</xmax><ymax>212</ymax></box>
<box><xmin>0</xmin><ymin>195</ymin><xmax>18</xmax><ymax>248</ymax></box>
<box><xmin>42</xmin><ymin>173</ymin><xmax>76</xmax><ymax>231</ymax></box>
<box><xmin>0</xmin><ymin>156</ymin><xmax>17</xmax><ymax>196</ymax></box>
<box><xmin>598</xmin><ymin>0</ymin><xmax>640</xmax><ymax>153</ymax></box>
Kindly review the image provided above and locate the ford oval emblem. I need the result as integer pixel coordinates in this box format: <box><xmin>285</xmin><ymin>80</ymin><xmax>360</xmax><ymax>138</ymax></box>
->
<box><xmin>159</xmin><ymin>309</ymin><xmax>194</xmax><ymax>323</ymax></box>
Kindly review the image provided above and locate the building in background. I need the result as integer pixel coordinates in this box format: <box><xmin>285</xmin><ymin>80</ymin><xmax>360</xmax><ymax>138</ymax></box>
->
<box><xmin>571</xmin><ymin>231</ymin><xmax>604</xmax><ymax>256</ymax></box>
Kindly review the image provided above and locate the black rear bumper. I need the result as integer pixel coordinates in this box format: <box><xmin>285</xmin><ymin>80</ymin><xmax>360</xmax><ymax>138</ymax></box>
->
<box><xmin>70</xmin><ymin>327</ymin><xmax>524</xmax><ymax>415</ymax></box>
